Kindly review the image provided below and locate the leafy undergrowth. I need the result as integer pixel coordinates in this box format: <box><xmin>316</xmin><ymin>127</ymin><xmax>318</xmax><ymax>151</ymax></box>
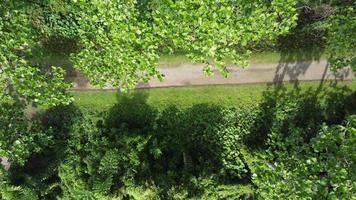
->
<box><xmin>1</xmin><ymin>81</ymin><xmax>355</xmax><ymax>199</ymax></box>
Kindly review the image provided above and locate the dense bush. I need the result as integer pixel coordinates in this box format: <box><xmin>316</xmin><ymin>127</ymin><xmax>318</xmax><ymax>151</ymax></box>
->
<box><xmin>152</xmin><ymin>105</ymin><xmax>256</xmax><ymax>180</ymax></box>
<box><xmin>249</xmin><ymin>84</ymin><xmax>355</xmax><ymax>146</ymax></box>
<box><xmin>0</xmin><ymin>84</ymin><xmax>355</xmax><ymax>199</ymax></box>
<box><xmin>56</xmin><ymin>95</ymin><xmax>257</xmax><ymax>199</ymax></box>
<box><xmin>254</xmin><ymin>115</ymin><xmax>356</xmax><ymax>199</ymax></box>
<box><xmin>0</xmin><ymin>100</ymin><xmax>54</xmax><ymax>166</ymax></box>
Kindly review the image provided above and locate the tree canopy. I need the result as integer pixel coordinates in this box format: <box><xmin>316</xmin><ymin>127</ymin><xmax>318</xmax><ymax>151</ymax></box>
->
<box><xmin>1</xmin><ymin>0</ymin><xmax>300</xmax><ymax>106</ymax></box>
<box><xmin>1</xmin><ymin>0</ymin><xmax>355</xmax><ymax>107</ymax></box>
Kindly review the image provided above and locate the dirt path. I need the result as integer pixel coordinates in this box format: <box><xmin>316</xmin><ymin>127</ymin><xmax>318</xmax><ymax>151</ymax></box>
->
<box><xmin>70</xmin><ymin>59</ymin><xmax>353</xmax><ymax>90</ymax></box>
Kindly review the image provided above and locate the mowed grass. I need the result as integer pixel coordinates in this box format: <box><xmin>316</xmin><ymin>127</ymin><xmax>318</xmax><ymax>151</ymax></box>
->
<box><xmin>71</xmin><ymin>80</ymin><xmax>355</xmax><ymax>109</ymax></box>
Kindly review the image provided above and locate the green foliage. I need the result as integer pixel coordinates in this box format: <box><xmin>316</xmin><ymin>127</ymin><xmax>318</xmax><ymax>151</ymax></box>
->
<box><xmin>1</xmin><ymin>1</ymin><xmax>355</xmax><ymax>199</ymax></box>
<box><xmin>152</xmin><ymin>0</ymin><xmax>297</xmax><ymax>75</ymax></box>
<box><xmin>116</xmin><ymin>184</ymin><xmax>159</xmax><ymax>200</ymax></box>
<box><xmin>326</xmin><ymin>2</ymin><xmax>356</xmax><ymax>71</ymax></box>
<box><xmin>0</xmin><ymin>184</ymin><xmax>37</xmax><ymax>200</ymax></box>
<box><xmin>72</xmin><ymin>0</ymin><xmax>297</xmax><ymax>88</ymax></box>
<box><xmin>57</xmin><ymin>105</ymin><xmax>152</xmax><ymax>199</ymax></box>
<box><xmin>0</xmin><ymin>1</ymin><xmax>72</xmax><ymax>107</ymax></box>
<box><xmin>37</xmin><ymin>0</ymin><xmax>80</xmax><ymax>40</ymax></box>
<box><xmin>248</xmin><ymin>83</ymin><xmax>355</xmax><ymax>146</ymax></box>
<box><xmin>72</xmin><ymin>0</ymin><xmax>163</xmax><ymax>89</ymax></box>
<box><xmin>254</xmin><ymin>115</ymin><xmax>356</xmax><ymax>199</ymax></box>
<box><xmin>1</xmin><ymin>82</ymin><xmax>355</xmax><ymax>199</ymax></box>
<box><xmin>0</xmin><ymin>101</ymin><xmax>52</xmax><ymax>166</ymax></box>
<box><xmin>153</xmin><ymin>105</ymin><xmax>255</xmax><ymax>180</ymax></box>
<box><xmin>0</xmin><ymin>167</ymin><xmax>37</xmax><ymax>200</ymax></box>
<box><xmin>54</xmin><ymin>95</ymin><xmax>256</xmax><ymax>198</ymax></box>
<box><xmin>1</xmin><ymin>0</ymin><xmax>354</xmax><ymax>109</ymax></box>
<box><xmin>274</xmin><ymin>0</ymin><xmax>356</xmax><ymax>69</ymax></box>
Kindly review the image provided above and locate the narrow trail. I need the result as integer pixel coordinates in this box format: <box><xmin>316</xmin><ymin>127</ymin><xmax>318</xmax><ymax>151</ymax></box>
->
<box><xmin>69</xmin><ymin>59</ymin><xmax>353</xmax><ymax>90</ymax></box>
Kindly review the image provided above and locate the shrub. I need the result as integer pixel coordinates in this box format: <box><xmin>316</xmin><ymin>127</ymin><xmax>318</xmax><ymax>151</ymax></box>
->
<box><xmin>152</xmin><ymin>105</ymin><xmax>257</xmax><ymax>181</ymax></box>
<box><xmin>253</xmin><ymin>115</ymin><xmax>356</xmax><ymax>199</ymax></box>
